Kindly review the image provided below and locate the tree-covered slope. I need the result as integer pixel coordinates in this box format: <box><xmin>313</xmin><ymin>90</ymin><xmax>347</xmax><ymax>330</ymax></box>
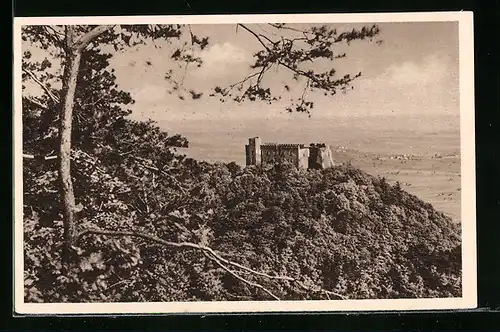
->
<box><xmin>24</xmin><ymin>155</ymin><xmax>461</xmax><ymax>302</ymax></box>
<box><xmin>175</xmin><ymin>162</ymin><xmax>462</xmax><ymax>300</ymax></box>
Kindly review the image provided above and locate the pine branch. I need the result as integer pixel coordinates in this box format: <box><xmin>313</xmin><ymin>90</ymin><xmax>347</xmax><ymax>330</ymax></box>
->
<box><xmin>231</xmin><ymin>24</ymin><xmax>343</xmax><ymax>98</ymax></box>
<box><xmin>236</xmin><ymin>23</ymin><xmax>370</xmax><ymax>97</ymax></box>
<box><xmin>276</xmin><ymin>60</ymin><xmax>320</xmax><ymax>86</ymax></box>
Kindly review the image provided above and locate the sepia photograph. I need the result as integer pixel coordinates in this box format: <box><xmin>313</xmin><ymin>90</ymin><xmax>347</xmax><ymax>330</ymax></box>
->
<box><xmin>14</xmin><ymin>12</ymin><xmax>476</xmax><ymax>314</ymax></box>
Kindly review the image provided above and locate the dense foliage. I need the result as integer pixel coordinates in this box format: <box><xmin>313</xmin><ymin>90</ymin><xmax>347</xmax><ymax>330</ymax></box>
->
<box><xmin>22</xmin><ymin>23</ymin><xmax>461</xmax><ymax>303</ymax></box>
<box><xmin>24</xmin><ymin>153</ymin><xmax>462</xmax><ymax>302</ymax></box>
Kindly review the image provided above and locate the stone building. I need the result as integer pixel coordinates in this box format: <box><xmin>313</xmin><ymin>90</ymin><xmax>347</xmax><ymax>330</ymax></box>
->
<box><xmin>245</xmin><ymin>137</ymin><xmax>334</xmax><ymax>169</ymax></box>
<box><xmin>308</xmin><ymin>143</ymin><xmax>335</xmax><ymax>169</ymax></box>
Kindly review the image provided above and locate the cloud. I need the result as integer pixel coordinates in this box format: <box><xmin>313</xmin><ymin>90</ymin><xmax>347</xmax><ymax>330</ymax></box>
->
<box><xmin>380</xmin><ymin>54</ymin><xmax>449</xmax><ymax>86</ymax></box>
<box><xmin>184</xmin><ymin>41</ymin><xmax>254</xmax><ymax>89</ymax></box>
<box><xmin>356</xmin><ymin>53</ymin><xmax>454</xmax><ymax>107</ymax></box>
<box><xmin>325</xmin><ymin>53</ymin><xmax>459</xmax><ymax>118</ymax></box>
<box><xmin>200</xmin><ymin>42</ymin><xmax>249</xmax><ymax>66</ymax></box>
<box><xmin>130</xmin><ymin>84</ymin><xmax>168</xmax><ymax>103</ymax></box>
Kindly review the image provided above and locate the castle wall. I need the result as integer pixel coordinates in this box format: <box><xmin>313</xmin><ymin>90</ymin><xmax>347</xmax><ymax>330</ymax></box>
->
<box><xmin>261</xmin><ymin>144</ymin><xmax>300</xmax><ymax>167</ymax></box>
<box><xmin>245</xmin><ymin>137</ymin><xmax>333</xmax><ymax>169</ymax></box>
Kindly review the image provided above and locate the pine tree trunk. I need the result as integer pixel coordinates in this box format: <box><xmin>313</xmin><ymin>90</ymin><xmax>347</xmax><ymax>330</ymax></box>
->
<box><xmin>58</xmin><ymin>25</ymin><xmax>112</xmax><ymax>262</ymax></box>
<box><xmin>60</xmin><ymin>28</ymin><xmax>82</xmax><ymax>261</ymax></box>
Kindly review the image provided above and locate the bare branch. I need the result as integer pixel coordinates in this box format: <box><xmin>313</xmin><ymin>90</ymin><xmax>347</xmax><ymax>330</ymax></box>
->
<box><xmin>77</xmin><ymin>226</ymin><xmax>282</xmax><ymax>300</ymax></box>
<box><xmin>227</xmin><ymin>72</ymin><xmax>261</xmax><ymax>91</ymax></box>
<box><xmin>70</xmin><ymin>149</ymin><xmax>107</xmax><ymax>175</ymax></box>
<box><xmin>256</xmin><ymin>62</ymin><xmax>272</xmax><ymax>86</ymax></box>
<box><xmin>187</xmin><ymin>24</ymin><xmax>194</xmax><ymax>45</ymax></box>
<box><xmin>131</xmin><ymin>156</ymin><xmax>188</xmax><ymax>195</ymax></box>
<box><xmin>215</xmin><ymin>251</ymin><xmax>293</xmax><ymax>282</ymax></box>
<box><xmin>46</xmin><ymin>25</ymin><xmax>65</xmax><ymax>37</ymax></box>
<box><xmin>301</xmin><ymin>77</ymin><xmax>311</xmax><ymax>100</ymax></box>
<box><xmin>140</xmin><ymin>184</ymin><xmax>150</xmax><ymax>214</ymax></box>
<box><xmin>203</xmin><ymin>251</ymin><xmax>281</xmax><ymax>300</ymax></box>
<box><xmin>268</xmin><ymin>23</ymin><xmax>308</xmax><ymax>34</ymax></box>
<box><xmin>24</xmin><ymin>96</ymin><xmax>49</xmax><ymax>109</ymax></box>
<box><xmin>108</xmin><ymin>279</ymin><xmax>130</xmax><ymax>289</ymax></box>
<box><xmin>43</xmin><ymin>26</ymin><xmax>64</xmax><ymax>48</ymax></box>
<box><xmin>258</xmin><ymin>33</ymin><xmax>277</xmax><ymax>45</ymax></box>
<box><xmin>76</xmin><ymin>226</ymin><xmax>347</xmax><ymax>300</ymax></box>
<box><xmin>79</xmin><ymin>95</ymin><xmax>104</xmax><ymax>109</ymax></box>
<box><xmin>237</xmin><ymin>24</ymin><xmax>272</xmax><ymax>51</ymax></box>
<box><xmin>22</xmin><ymin>68</ymin><xmax>60</xmax><ymax>104</ymax></box>
<box><xmin>179</xmin><ymin>62</ymin><xmax>189</xmax><ymax>86</ymax></box>
<box><xmin>294</xmin><ymin>280</ymin><xmax>347</xmax><ymax>300</ymax></box>
<box><xmin>77</xmin><ymin>227</ymin><xmax>202</xmax><ymax>248</ymax></box>
<box><xmin>213</xmin><ymin>65</ymin><xmax>273</xmax><ymax>99</ymax></box>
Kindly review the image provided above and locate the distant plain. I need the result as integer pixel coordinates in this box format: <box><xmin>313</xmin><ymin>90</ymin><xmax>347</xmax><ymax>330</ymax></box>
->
<box><xmin>159</xmin><ymin>113</ymin><xmax>461</xmax><ymax>222</ymax></box>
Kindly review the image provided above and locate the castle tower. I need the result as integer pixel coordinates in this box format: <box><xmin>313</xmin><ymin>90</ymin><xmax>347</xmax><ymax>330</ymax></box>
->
<box><xmin>308</xmin><ymin>143</ymin><xmax>335</xmax><ymax>169</ymax></box>
<box><xmin>245</xmin><ymin>137</ymin><xmax>261</xmax><ymax>166</ymax></box>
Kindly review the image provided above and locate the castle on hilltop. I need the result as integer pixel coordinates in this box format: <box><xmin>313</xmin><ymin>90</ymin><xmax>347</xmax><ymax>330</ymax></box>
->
<box><xmin>245</xmin><ymin>137</ymin><xmax>335</xmax><ymax>170</ymax></box>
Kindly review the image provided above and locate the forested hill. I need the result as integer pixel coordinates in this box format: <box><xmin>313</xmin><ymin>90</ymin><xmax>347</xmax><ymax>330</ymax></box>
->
<box><xmin>24</xmin><ymin>149</ymin><xmax>462</xmax><ymax>302</ymax></box>
<box><xmin>176</xmin><ymin>161</ymin><xmax>462</xmax><ymax>300</ymax></box>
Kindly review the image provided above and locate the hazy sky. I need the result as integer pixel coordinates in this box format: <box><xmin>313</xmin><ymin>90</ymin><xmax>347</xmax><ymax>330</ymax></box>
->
<box><xmin>22</xmin><ymin>21</ymin><xmax>460</xmax><ymax>142</ymax></box>
<box><xmin>105</xmin><ymin>22</ymin><xmax>459</xmax><ymax>126</ymax></box>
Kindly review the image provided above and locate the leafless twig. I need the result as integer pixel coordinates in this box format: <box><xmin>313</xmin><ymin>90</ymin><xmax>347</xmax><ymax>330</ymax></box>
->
<box><xmin>43</xmin><ymin>26</ymin><xmax>65</xmax><ymax>48</ymax></box>
<box><xmin>22</xmin><ymin>68</ymin><xmax>60</xmax><ymax>104</ymax></box>
<box><xmin>202</xmin><ymin>251</ymin><xmax>281</xmax><ymax>300</ymax></box>
<box><xmin>24</xmin><ymin>96</ymin><xmax>49</xmax><ymax>110</ymax></box>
